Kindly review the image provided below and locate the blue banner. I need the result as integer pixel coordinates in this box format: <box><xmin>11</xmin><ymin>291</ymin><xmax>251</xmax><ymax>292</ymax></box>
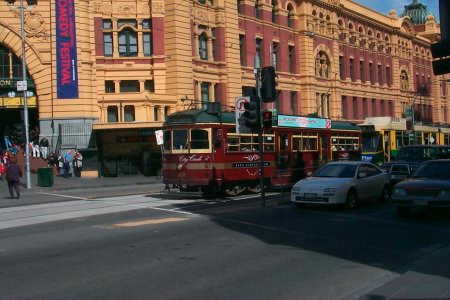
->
<box><xmin>278</xmin><ymin>115</ymin><xmax>331</xmax><ymax>129</ymax></box>
<box><xmin>56</xmin><ymin>0</ymin><xmax>79</xmax><ymax>99</ymax></box>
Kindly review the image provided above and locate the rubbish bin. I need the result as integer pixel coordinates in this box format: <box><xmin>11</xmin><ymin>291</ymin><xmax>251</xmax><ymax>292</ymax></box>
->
<box><xmin>37</xmin><ymin>167</ymin><xmax>54</xmax><ymax>187</ymax></box>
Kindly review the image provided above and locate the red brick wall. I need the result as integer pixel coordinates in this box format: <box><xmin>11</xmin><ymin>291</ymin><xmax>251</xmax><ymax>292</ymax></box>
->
<box><xmin>94</xmin><ymin>17</ymin><xmax>103</xmax><ymax>56</ymax></box>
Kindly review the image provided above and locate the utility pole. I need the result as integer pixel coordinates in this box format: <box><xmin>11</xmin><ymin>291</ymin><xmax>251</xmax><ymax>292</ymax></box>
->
<box><xmin>255</xmin><ymin>67</ymin><xmax>266</xmax><ymax>207</ymax></box>
<box><xmin>19</xmin><ymin>0</ymin><xmax>31</xmax><ymax>189</ymax></box>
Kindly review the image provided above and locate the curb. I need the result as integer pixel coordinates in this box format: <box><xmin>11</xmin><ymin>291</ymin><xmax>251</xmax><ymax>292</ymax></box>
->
<box><xmin>27</xmin><ymin>181</ymin><xmax>164</xmax><ymax>193</ymax></box>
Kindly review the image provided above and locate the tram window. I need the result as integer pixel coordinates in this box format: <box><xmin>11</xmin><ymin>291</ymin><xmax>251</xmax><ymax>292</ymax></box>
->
<box><xmin>445</xmin><ymin>134</ymin><xmax>450</xmax><ymax>145</ymax></box>
<box><xmin>191</xmin><ymin>129</ymin><xmax>209</xmax><ymax>150</ymax></box>
<box><xmin>402</xmin><ymin>132</ymin><xmax>410</xmax><ymax>146</ymax></box>
<box><xmin>332</xmin><ymin>136</ymin><xmax>359</xmax><ymax>151</ymax></box>
<box><xmin>303</xmin><ymin>138</ymin><xmax>317</xmax><ymax>151</ymax></box>
<box><xmin>293</xmin><ymin>137</ymin><xmax>300</xmax><ymax>151</ymax></box>
<box><xmin>292</xmin><ymin>135</ymin><xmax>318</xmax><ymax>152</ymax></box>
<box><xmin>173</xmin><ymin>130</ymin><xmax>188</xmax><ymax>150</ymax></box>
<box><xmin>396</xmin><ymin>131</ymin><xmax>403</xmax><ymax>148</ymax></box>
<box><xmin>415</xmin><ymin>132</ymin><xmax>423</xmax><ymax>145</ymax></box>
<box><xmin>263</xmin><ymin>136</ymin><xmax>275</xmax><ymax>152</ymax></box>
<box><xmin>280</xmin><ymin>134</ymin><xmax>289</xmax><ymax>151</ymax></box>
<box><xmin>163</xmin><ymin>131</ymin><xmax>172</xmax><ymax>151</ymax></box>
<box><xmin>226</xmin><ymin>133</ymin><xmax>274</xmax><ymax>152</ymax></box>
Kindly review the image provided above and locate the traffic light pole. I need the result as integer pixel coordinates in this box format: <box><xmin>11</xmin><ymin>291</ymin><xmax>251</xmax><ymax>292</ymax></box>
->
<box><xmin>255</xmin><ymin>68</ymin><xmax>266</xmax><ymax>207</ymax></box>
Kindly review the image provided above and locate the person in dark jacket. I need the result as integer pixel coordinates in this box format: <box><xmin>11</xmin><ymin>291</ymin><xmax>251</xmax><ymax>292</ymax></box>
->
<box><xmin>5</xmin><ymin>157</ymin><xmax>22</xmax><ymax>199</ymax></box>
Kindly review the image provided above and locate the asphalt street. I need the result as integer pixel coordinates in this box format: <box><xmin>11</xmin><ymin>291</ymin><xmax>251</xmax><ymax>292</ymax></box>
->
<box><xmin>0</xmin><ymin>191</ymin><xmax>450</xmax><ymax>300</ymax></box>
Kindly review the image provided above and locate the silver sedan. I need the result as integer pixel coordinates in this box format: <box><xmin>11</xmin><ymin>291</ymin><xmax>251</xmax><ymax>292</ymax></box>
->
<box><xmin>291</xmin><ymin>161</ymin><xmax>390</xmax><ymax>208</ymax></box>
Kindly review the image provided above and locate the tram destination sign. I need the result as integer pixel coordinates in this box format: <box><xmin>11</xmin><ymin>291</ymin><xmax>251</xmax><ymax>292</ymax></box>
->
<box><xmin>278</xmin><ymin>115</ymin><xmax>331</xmax><ymax>129</ymax></box>
<box><xmin>232</xmin><ymin>162</ymin><xmax>270</xmax><ymax>168</ymax></box>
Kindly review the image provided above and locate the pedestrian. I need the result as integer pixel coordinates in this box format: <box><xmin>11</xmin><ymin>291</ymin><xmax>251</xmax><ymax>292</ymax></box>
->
<box><xmin>73</xmin><ymin>151</ymin><xmax>83</xmax><ymax>177</ymax></box>
<box><xmin>5</xmin><ymin>157</ymin><xmax>22</xmax><ymax>199</ymax></box>
<box><xmin>39</xmin><ymin>137</ymin><xmax>49</xmax><ymax>159</ymax></box>
<box><xmin>0</xmin><ymin>159</ymin><xmax>6</xmax><ymax>182</ymax></box>
<box><xmin>31</xmin><ymin>141</ymin><xmax>40</xmax><ymax>158</ymax></box>
<box><xmin>58</xmin><ymin>155</ymin><xmax>64</xmax><ymax>176</ymax></box>
<box><xmin>62</xmin><ymin>155</ymin><xmax>71</xmax><ymax>178</ymax></box>
<box><xmin>64</xmin><ymin>150</ymin><xmax>74</xmax><ymax>177</ymax></box>
<box><xmin>47</xmin><ymin>152</ymin><xmax>57</xmax><ymax>168</ymax></box>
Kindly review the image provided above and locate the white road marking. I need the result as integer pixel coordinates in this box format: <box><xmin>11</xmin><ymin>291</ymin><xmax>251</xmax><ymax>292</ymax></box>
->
<box><xmin>146</xmin><ymin>206</ymin><xmax>198</xmax><ymax>216</ymax></box>
<box><xmin>38</xmin><ymin>192</ymin><xmax>88</xmax><ymax>200</ymax></box>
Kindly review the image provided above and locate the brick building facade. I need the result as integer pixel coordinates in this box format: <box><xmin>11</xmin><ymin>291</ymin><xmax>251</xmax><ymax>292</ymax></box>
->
<box><xmin>0</xmin><ymin>0</ymin><xmax>447</xmax><ymax>173</ymax></box>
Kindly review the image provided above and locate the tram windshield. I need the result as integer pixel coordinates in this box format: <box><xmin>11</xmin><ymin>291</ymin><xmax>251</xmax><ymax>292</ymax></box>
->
<box><xmin>396</xmin><ymin>146</ymin><xmax>450</xmax><ymax>162</ymax></box>
<box><xmin>163</xmin><ymin>128</ymin><xmax>211</xmax><ymax>153</ymax></box>
<box><xmin>362</xmin><ymin>132</ymin><xmax>382</xmax><ymax>153</ymax></box>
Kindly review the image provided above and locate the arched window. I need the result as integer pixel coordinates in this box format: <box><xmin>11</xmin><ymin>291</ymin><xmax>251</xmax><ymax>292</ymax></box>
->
<box><xmin>118</xmin><ymin>29</ymin><xmax>138</xmax><ymax>57</ymax></box>
<box><xmin>0</xmin><ymin>44</ymin><xmax>23</xmax><ymax>79</ymax></box>
<box><xmin>315</xmin><ymin>51</ymin><xmax>330</xmax><ymax>78</ymax></box>
<box><xmin>400</xmin><ymin>70</ymin><xmax>409</xmax><ymax>91</ymax></box>
<box><xmin>271</xmin><ymin>0</ymin><xmax>278</xmax><ymax>23</ymax></box>
<box><xmin>107</xmin><ymin>106</ymin><xmax>118</xmax><ymax>123</ymax></box>
<box><xmin>198</xmin><ymin>32</ymin><xmax>208</xmax><ymax>60</ymax></box>
<box><xmin>287</xmin><ymin>4</ymin><xmax>295</xmax><ymax>28</ymax></box>
<box><xmin>124</xmin><ymin>105</ymin><xmax>135</xmax><ymax>122</ymax></box>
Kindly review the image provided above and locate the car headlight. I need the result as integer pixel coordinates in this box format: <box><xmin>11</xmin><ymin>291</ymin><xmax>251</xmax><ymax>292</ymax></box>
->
<box><xmin>438</xmin><ymin>190</ymin><xmax>450</xmax><ymax>199</ymax></box>
<box><xmin>393</xmin><ymin>188</ymin><xmax>407</xmax><ymax>197</ymax></box>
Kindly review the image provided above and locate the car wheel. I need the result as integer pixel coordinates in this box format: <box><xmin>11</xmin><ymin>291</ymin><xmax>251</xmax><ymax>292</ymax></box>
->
<box><xmin>379</xmin><ymin>185</ymin><xmax>390</xmax><ymax>203</ymax></box>
<box><xmin>396</xmin><ymin>206</ymin><xmax>411</xmax><ymax>218</ymax></box>
<box><xmin>345</xmin><ymin>189</ymin><xmax>358</xmax><ymax>209</ymax></box>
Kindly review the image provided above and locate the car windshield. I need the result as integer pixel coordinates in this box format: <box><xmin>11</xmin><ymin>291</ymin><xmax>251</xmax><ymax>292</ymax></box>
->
<box><xmin>412</xmin><ymin>162</ymin><xmax>450</xmax><ymax>180</ymax></box>
<box><xmin>313</xmin><ymin>164</ymin><xmax>357</xmax><ymax>178</ymax></box>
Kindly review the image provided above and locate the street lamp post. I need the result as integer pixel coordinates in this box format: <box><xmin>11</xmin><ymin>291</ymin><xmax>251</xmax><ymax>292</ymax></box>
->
<box><xmin>19</xmin><ymin>0</ymin><xmax>31</xmax><ymax>189</ymax></box>
<box><xmin>7</xmin><ymin>0</ymin><xmax>32</xmax><ymax>189</ymax></box>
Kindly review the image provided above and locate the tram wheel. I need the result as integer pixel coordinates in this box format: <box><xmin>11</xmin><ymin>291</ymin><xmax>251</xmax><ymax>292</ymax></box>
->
<box><xmin>224</xmin><ymin>185</ymin><xmax>247</xmax><ymax>197</ymax></box>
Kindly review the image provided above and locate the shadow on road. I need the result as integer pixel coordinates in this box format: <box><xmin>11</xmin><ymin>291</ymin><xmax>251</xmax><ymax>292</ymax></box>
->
<box><xmin>168</xmin><ymin>193</ymin><xmax>450</xmax><ymax>288</ymax></box>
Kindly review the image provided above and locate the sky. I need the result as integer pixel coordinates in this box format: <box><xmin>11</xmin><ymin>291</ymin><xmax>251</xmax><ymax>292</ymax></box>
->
<box><xmin>355</xmin><ymin>0</ymin><xmax>440</xmax><ymax>20</ymax></box>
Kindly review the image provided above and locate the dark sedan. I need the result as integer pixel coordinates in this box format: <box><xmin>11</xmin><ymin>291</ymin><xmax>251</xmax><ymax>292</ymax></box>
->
<box><xmin>381</xmin><ymin>162</ymin><xmax>411</xmax><ymax>187</ymax></box>
<box><xmin>392</xmin><ymin>160</ymin><xmax>450</xmax><ymax>217</ymax></box>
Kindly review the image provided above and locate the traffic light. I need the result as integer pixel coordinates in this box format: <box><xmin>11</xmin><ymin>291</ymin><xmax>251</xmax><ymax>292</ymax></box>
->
<box><xmin>262</xmin><ymin>110</ymin><xmax>273</xmax><ymax>129</ymax></box>
<box><xmin>260</xmin><ymin>66</ymin><xmax>277</xmax><ymax>103</ymax></box>
<box><xmin>431</xmin><ymin>0</ymin><xmax>450</xmax><ymax>75</ymax></box>
<box><xmin>241</xmin><ymin>90</ymin><xmax>261</xmax><ymax>131</ymax></box>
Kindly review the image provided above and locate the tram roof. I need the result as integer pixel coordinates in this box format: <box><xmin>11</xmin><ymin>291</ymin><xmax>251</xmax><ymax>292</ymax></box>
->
<box><xmin>165</xmin><ymin>109</ymin><xmax>360</xmax><ymax>131</ymax></box>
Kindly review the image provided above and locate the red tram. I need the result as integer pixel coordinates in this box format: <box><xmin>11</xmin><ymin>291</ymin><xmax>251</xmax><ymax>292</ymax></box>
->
<box><xmin>162</xmin><ymin>109</ymin><xmax>361</xmax><ymax>196</ymax></box>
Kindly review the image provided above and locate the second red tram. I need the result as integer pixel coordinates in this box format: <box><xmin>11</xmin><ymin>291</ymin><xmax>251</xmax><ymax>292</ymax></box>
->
<box><xmin>162</xmin><ymin>109</ymin><xmax>361</xmax><ymax>196</ymax></box>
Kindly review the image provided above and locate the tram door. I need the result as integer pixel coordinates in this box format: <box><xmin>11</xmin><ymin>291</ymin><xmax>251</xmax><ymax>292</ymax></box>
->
<box><xmin>320</xmin><ymin>134</ymin><xmax>330</xmax><ymax>163</ymax></box>
<box><xmin>278</xmin><ymin>132</ymin><xmax>290</xmax><ymax>170</ymax></box>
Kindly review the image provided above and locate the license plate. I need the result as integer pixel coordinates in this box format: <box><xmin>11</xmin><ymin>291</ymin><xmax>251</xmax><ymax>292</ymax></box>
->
<box><xmin>304</xmin><ymin>193</ymin><xmax>317</xmax><ymax>200</ymax></box>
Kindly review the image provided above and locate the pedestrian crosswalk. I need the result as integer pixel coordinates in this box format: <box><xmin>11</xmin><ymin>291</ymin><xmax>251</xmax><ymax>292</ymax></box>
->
<box><xmin>0</xmin><ymin>194</ymin><xmax>200</xmax><ymax>230</ymax></box>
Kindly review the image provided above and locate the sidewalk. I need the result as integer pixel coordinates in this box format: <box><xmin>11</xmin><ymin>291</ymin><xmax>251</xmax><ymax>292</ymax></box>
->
<box><xmin>34</xmin><ymin>173</ymin><xmax>163</xmax><ymax>192</ymax></box>
<box><xmin>0</xmin><ymin>174</ymin><xmax>164</xmax><ymax>208</ymax></box>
